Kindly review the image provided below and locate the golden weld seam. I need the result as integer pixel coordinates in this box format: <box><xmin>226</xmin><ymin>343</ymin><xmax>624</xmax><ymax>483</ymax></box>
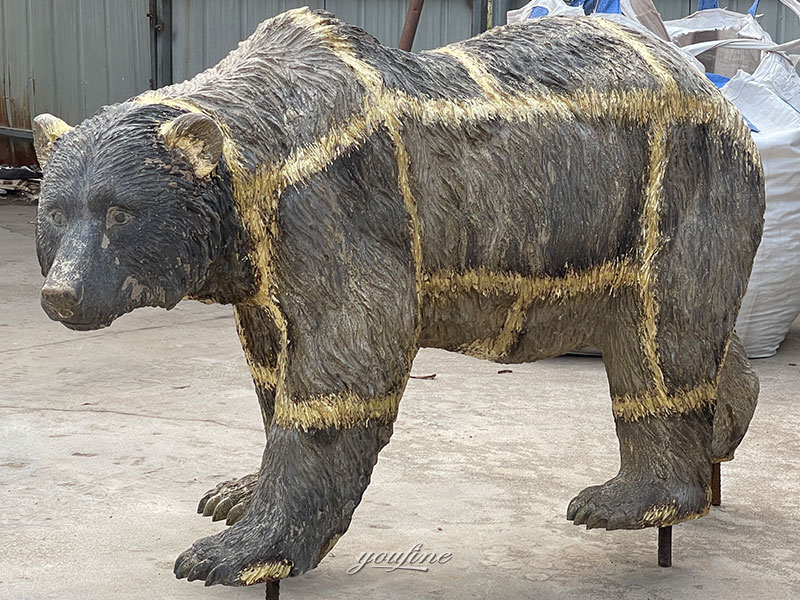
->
<box><xmin>715</xmin><ymin>334</ymin><xmax>733</xmax><ymax>386</ymax></box>
<box><xmin>590</xmin><ymin>18</ymin><xmax>676</xmax><ymax>90</ymax></box>
<box><xmin>433</xmin><ymin>46</ymin><xmax>507</xmax><ymax>104</ymax></box>
<box><xmin>237</xmin><ymin>560</ymin><xmax>293</xmax><ymax>585</ymax></box>
<box><xmin>422</xmin><ymin>260</ymin><xmax>640</xmax><ymax>300</ymax></box>
<box><xmin>272</xmin><ymin>390</ymin><xmax>402</xmax><ymax>431</ymax></box>
<box><xmin>384</xmin><ymin>115</ymin><xmax>425</xmax><ymax>364</ymax></box>
<box><xmin>636</xmin><ymin>123</ymin><xmax>670</xmax><ymax>398</ymax></box>
<box><xmin>282</xmin><ymin>8</ymin><xmax>421</xmax><ymax>431</ymax></box>
<box><xmin>612</xmin><ymin>381</ymin><xmax>717</xmax><ymax>421</ymax></box>
<box><xmin>491</xmin><ymin>258</ymin><xmax>638</xmax><ymax>358</ymax></box>
<box><xmin>423</xmin><ymin>258</ymin><xmax>640</xmax><ymax>360</ymax></box>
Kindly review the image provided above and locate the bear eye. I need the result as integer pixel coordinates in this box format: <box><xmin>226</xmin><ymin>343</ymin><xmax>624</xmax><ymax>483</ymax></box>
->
<box><xmin>106</xmin><ymin>207</ymin><xmax>134</xmax><ymax>228</ymax></box>
<box><xmin>49</xmin><ymin>208</ymin><xmax>67</xmax><ymax>227</ymax></box>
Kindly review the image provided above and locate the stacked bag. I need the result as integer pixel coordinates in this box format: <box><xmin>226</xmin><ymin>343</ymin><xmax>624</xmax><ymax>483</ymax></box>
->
<box><xmin>509</xmin><ymin>0</ymin><xmax>800</xmax><ymax>358</ymax></box>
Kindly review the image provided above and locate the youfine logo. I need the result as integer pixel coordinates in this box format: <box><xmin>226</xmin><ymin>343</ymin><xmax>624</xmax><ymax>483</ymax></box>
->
<box><xmin>347</xmin><ymin>543</ymin><xmax>453</xmax><ymax>574</ymax></box>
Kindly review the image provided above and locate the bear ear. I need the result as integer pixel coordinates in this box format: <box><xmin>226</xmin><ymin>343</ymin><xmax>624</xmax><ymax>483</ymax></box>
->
<box><xmin>33</xmin><ymin>114</ymin><xmax>73</xmax><ymax>168</ymax></box>
<box><xmin>159</xmin><ymin>112</ymin><xmax>223</xmax><ymax>178</ymax></box>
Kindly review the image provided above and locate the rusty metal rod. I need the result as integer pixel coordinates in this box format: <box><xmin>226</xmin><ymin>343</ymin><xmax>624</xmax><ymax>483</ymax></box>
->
<box><xmin>398</xmin><ymin>0</ymin><xmax>426</xmax><ymax>51</ymax></box>
<box><xmin>658</xmin><ymin>526</ymin><xmax>672</xmax><ymax>568</ymax></box>
<box><xmin>265</xmin><ymin>580</ymin><xmax>280</xmax><ymax>600</ymax></box>
<box><xmin>711</xmin><ymin>462</ymin><xmax>721</xmax><ymax>506</ymax></box>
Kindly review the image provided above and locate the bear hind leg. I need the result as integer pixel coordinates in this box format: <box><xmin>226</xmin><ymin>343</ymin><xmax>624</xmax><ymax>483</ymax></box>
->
<box><xmin>567</xmin><ymin>293</ymin><xmax>714</xmax><ymax>530</ymax></box>
<box><xmin>713</xmin><ymin>333</ymin><xmax>758</xmax><ymax>463</ymax></box>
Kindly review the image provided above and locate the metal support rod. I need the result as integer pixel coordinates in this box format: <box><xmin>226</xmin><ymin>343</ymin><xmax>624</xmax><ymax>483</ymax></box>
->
<box><xmin>472</xmin><ymin>0</ymin><xmax>489</xmax><ymax>36</ymax></box>
<box><xmin>148</xmin><ymin>0</ymin><xmax>173</xmax><ymax>89</ymax></box>
<box><xmin>711</xmin><ymin>462</ymin><xmax>721</xmax><ymax>506</ymax></box>
<box><xmin>0</xmin><ymin>126</ymin><xmax>34</xmax><ymax>140</ymax></box>
<box><xmin>399</xmin><ymin>0</ymin><xmax>426</xmax><ymax>51</ymax></box>
<box><xmin>658</xmin><ymin>526</ymin><xmax>672</xmax><ymax>568</ymax></box>
<box><xmin>265</xmin><ymin>580</ymin><xmax>280</xmax><ymax>600</ymax></box>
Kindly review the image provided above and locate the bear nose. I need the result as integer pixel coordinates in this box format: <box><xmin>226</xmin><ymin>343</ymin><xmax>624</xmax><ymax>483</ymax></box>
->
<box><xmin>41</xmin><ymin>282</ymin><xmax>84</xmax><ymax>320</ymax></box>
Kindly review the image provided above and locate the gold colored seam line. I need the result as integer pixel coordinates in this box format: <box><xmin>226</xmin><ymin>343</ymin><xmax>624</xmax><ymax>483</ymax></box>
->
<box><xmin>233</xmin><ymin>307</ymin><xmax>279</xmax><ymax>388</ymax></box>
<box><xmin>287</xmin><ymin>8</ymin><xmax>384</xmax><ymax>93</ymax></box>
<box><xmin>715</xmin><ymin>334</ymin><xmax>733</xmax><ymax>386</ymax></box>
<box><xmin>148</xmin><ymin>96</ymin><xmax>275</xmax><ymax>306</ymax></box>
<box><xmin>589</xmin><ymin>18</ymin><xmax>676</xmax><ymax>91</ymax></box>
<box><xmin>422</xmin><ymin>259</ymin><xmax>640</xmax><ymax>302</ymax></box>
<box><xmin>384</xmin><ymin>115</ymin><xmax>424</xmax><ymax>330</ymax></box>
<box><xmin>248</xmin><ymin>362</ymin><xmax>279</xmax><ymax>388</ymax></box>
<box><xmin>135</xmin><ymin>85</ymin><xmax>751</xmax><ymax>217</ymax></box>
<box><xmin>612</xmin><ymin>381</ymin><xmax>717</xmax><ymax>421</ymax></box>
<box><xmin>268</xmin><ymin>114</ymin><xmax>373</xmax><ymax>196</ymax></box>
<box><xmin>422</xmin><ymin>259</ymin><xmax>640</xmax><ymax>361</ymax></box>
<box><xmin>433</xmin><ymin>46</ymin><xmax>506</xmax><ymax>103</ymax></box>
<box><xmin>237</xmin><ymin>560</ymin><xmax>292</xmax><ymax>585</ymax></box>
<box><xmin>137</xmin><ymin>14</ymin><xmax>758</xmax><ymax>430</ymax></box>
<box><xmin>490</xmin><ymin>258</ymin><xmax>640</xmax><ymax>357</ymax></box>
<box><xmin>273</xmin><ymin>390</ymin><xmax>402</xmax><ymax>431</ymax></box>
<box><xmin>636</xmin><ymin>123</ymin><xmax>669</xmax><ymax>397</ymax></box>
<box><xmin>284</xmin><ymin>9</ymin><xmax>421</xmax><ymax>432</ymax></box>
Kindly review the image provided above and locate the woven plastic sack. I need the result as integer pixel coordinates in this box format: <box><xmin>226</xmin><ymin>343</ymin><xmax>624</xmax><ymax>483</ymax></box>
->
<box><xmin>721</xmin><ymin>53</ymin><xmax>800</xmax><ymax>357</ymax></box>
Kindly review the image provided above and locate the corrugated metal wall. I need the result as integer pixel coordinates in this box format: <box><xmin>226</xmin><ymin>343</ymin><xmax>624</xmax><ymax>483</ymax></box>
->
<box><xmin>325</xmin><ymin>0</ymin><xmax>473</xmax><ymax>50</ymax></box>
<box><xmin>2</xmin><ymin>0</ymin><xmax>799</xmax><ymax>165</ymax></box>
<box><xmin>0</xmin><ymin>0</ymin><xmax>151</xmax><ymax>165</ymax></box>
<box><xmin>1</xmin><ymin>0</ymin><xmax>476</xmax><ymax>164</ymax></box>
<box><xmin>171</xmin><ymin>1</ymin><xmax>324</xmax><ymax>83</ymax></box>
<box><xmin>171</xmin><ymin>1</ymin><xmax>473</xmax><ymax>82</ymax></box>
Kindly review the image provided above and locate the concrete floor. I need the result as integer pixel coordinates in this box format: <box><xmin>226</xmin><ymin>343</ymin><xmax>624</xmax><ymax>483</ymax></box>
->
<box><xmin>1</xmin><ymin>201</ymin><xmax>799</xmax><ymax>600</ymax></box>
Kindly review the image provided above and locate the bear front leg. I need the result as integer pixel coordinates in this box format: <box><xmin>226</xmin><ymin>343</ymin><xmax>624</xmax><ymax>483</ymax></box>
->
<box><xmin>177</xmin><ymin>242</ymin><xmax>419</xmax><ymax>583</ymax></box>
<box><xmin>176</xmin><ymin>415</ymin><xmax>398</xmax><ymax>585</ymax></box>
<box><xmin>197</xmin><ymin>305</ymin><xmax>281</xmax><ymax>524</ymax></box>
<box><xmin>567</xmin><ymin>296</ymin><xmax>716</xmax><ymax>530</ymax></box>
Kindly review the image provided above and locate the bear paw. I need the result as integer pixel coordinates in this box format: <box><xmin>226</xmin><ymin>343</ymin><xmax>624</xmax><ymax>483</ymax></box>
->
<box><xmin>174</xmin><ymin>525</ymin><xmax>294</xmax><ymax>586</ymax></box>
<box><xmin>566</xmin><ymin>471</ymin><xmax>710</xmax><ymax>530</ymax></box>
<box><xmin>197</xmin><ymin>472</ymin><xmax>257</xmax><ymax>525</ymax></box>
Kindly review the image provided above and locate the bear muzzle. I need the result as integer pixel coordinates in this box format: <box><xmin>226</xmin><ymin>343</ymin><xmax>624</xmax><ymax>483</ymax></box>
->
<box><xmin>41</xmin><ymin>280</ymin><xmax>83</xmax><ymax>321</ymax></box>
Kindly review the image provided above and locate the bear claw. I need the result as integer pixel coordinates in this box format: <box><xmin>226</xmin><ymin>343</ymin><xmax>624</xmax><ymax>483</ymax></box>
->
<box><xmin>197</xmin><ymin>472</ymin><xmax>257</xmax><ymax>525</ymax></box>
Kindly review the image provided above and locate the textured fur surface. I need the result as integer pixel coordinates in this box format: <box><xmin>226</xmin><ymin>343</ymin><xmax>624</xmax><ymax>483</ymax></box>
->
<box><xmin>34</xmin><ymin>10</ymin><xmax>763</xmax><ymax>587</ymax></box>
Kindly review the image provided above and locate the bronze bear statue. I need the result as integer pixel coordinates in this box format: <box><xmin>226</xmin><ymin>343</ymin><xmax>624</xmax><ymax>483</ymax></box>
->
<box><xmin>33</xmin><ymin>9</ymin><xmax>763</xmax><ymax>587</ymax></box>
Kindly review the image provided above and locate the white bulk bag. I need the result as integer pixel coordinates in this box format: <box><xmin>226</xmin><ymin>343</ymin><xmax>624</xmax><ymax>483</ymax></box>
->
<box><xmin>721</xmin><ymin>53</ymin><xmax>800</xmax><ymax>357</ymax></box>
<box><xmin>506</xmin><ymin>0</ymin><xmax>584</xmax><ymax>24</ymax></box>
<box><xmin>677</xmin><ymin>0</ymin><xmax>800</xmax><ymax>357</ymax></box>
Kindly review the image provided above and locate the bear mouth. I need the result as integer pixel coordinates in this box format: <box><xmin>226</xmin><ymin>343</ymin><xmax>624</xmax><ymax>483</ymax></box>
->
<box><xmin>61</xmin><ymin>319</ymin><xmax>114</xmax><ymax>331</ymax></box>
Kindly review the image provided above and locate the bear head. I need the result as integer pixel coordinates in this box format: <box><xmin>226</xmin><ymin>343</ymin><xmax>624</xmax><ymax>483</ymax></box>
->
<box><xmin>34</xmin><ymin>102</ymin><xmax>240</xmax><ymax>330</ymax></box>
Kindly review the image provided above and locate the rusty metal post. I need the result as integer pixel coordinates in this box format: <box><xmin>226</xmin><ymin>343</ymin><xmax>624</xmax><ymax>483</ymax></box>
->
<box><xmin>658</xmin><ymin>526</ymin><xmax>672</xmax><ymax>568</ymax></box>
<box><xmin>711</xmin><ymin>462</ymin><xmax>721</xmax><ymax>506</ymax></box>
<box><xmin>265</xmin><ymin>580</ymin><xmax>280</xmax><ymax>600</ymax></box>
<box><xmin>398</xmin><ymin>0</ymin><xmax>426</xmax><ymax>51</ymax></box>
